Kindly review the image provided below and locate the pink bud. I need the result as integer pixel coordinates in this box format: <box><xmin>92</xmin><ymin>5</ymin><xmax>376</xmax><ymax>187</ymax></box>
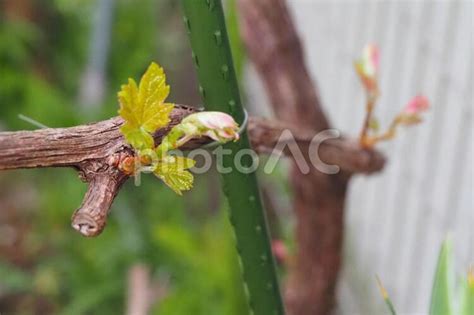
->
<box><xmin>397</xmin><ymin>95</ymin><xmax>430</xmax><ymax>126</ymax></box>
<box><xmin>362</xmin><ymin>44</ymin><xmax>379</xmax><ymax>77</ymax></box>
<box><xmin>355</xmin><ymin>44</ymin><xmax>379</xmax><ymax>92</ymax></box>
<box><xmin>404</xmin><ymin>95</ymin><xmax>430</xmax><ymax>114</ymax></box>
<box><xmin>181</xmin><ymin>111</ymin><xmax>240</xmax><ymax>142</ymax></box>
<box><xmin>192</xmin><ymin>112</ymin><xmax>237</xmax><ymax>130</ymax></box>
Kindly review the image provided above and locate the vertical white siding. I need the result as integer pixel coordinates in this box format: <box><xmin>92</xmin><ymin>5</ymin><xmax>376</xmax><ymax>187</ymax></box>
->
<box><xmin>244</xmin><ymin>1</ymin><xmax>473</xmax><ymax>314</ymax></box>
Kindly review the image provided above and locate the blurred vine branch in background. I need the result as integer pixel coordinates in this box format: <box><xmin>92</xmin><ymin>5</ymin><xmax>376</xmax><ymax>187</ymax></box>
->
<box><xmin>237</xmin><ymin>0</ymin><xmax>429</xmax><ymax>314</ymax></box>
<box><xmin>238</xmin><ymin>1</ymin><xmax>353</xmax><ymax>313</ymax></box>
<box><xmin>0</xmin><ymin>104</ymin><xmax>384</xmax><ymax>236</ymax></box>
<box><xmin>355</xmin><ymin>44</ymin><xmax>430</xmax><ymax>148</ymax></box>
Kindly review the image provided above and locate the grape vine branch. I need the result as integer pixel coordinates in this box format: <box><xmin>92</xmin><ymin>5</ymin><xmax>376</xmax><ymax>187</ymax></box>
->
<box><xmin>0</xmin><ymin>106</ymin><xmax>384</xmax><ymax>237</ymax></box>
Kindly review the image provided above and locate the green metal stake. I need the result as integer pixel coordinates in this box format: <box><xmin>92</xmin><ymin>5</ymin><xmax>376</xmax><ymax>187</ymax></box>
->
<box><xmin>180</xmin><ymin>1</ymin><xmax>285</xmax><ymax>314</ymax></box>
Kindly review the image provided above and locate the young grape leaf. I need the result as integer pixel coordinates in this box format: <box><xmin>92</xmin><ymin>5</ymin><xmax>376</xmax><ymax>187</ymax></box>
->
<box><xmin>118</xmin><ymin>62</ymin><xmax>174</xmax><ymax>151</ymax></box>
<box><xmin>120</xmin><ymin>123</ymin><xmax>154</xmax><ymax>151</ymax></box>
<box><xmin>154</xmin><ymin>156</ymin><xmax>196</xmax><ymax>195</ymax></box>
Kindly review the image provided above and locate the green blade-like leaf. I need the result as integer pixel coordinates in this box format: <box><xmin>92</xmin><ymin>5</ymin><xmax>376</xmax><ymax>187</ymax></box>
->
<box><xmin>459</xmin><ymin>269</ymin><xmax>474</xmax><ymax>315</ymax></box>
<box><xmin>429</xmin><ymin>239</ymin><xmax>454</xmax><ymax>315</ymax></box>
<box><xmin>376</xmin><ymin>275</ymin><xmax>397</xmax><ymax>315</ymax></box>
<box><xmin>120</xmin><ymin>124</ymin><xmax>154</xmax><ymax>151</ymax></box>
<box><xmin>180</xmin><ymin>1</ymin><xmax>285</xmax><ymax>314</ymax></box>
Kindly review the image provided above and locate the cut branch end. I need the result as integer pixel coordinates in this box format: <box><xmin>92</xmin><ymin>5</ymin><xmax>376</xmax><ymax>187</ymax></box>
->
<box><xmin>71</xmin><ymin>170</ymin><xmax>128</xmax><ymax>237</ymax></box>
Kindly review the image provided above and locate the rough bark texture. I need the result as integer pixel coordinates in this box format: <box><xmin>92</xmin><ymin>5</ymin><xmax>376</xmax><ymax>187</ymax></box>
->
<box><xmin>0</xmin><ymin>105</ymin><xmax>383</xmax><ymax>239</ymax></box>
<box><xmin>0</xmin><ymin>113</ymin><xmax>383</xmax><ymax>173</ymax></box>
<box><xmin>0</xmin><ymin>105</ymin><xmax>197</xmax><ymax>236</ymax></box>
<box><xmin>238</xmin><ymin>0</ymin><xmax>372</xmax><ymax>314</ymax></box>
<box><xmin>249</xmin><ymin>117</ymin><xmax>384</xmax><ymax>174</ymax></box>
<box><xmin>0</xmin><ymin>106</ymin><xmax>195</xmax><ymax>170</ymax></box>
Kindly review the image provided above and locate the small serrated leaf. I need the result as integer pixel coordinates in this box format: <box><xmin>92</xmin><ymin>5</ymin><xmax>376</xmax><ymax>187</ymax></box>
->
<box><xmin>138</xmin><ymin>63</ymin><xmax>173</xmax><ymax>132</ymax></box>
<box><xmin>118</xmin><ymin>62</ymin><xmax>174</xmax><ymax>151</ymax></box>
<box><xmin>118</xmin><ymin>78</ymin><xmax>140</xmax><ymax>126</ymax></box>
<box><xmin>154</xmin><ymin>156</ymin><xmax>196</xmax><ymax>195</ymax></box>
<box><xmin>120</xmin><ymin>124</ymin><xmax>154</xmax><ymax>151</ymax></box>
<box><xmin>142</xmin><ymin>102</ymin><xmax>174</xmax><ymax>133</ymax></box>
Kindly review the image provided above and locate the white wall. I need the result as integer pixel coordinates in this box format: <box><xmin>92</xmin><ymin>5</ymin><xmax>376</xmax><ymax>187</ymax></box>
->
<box><xmin>244</xmin><ymin>1</ymin><xmax>473</xmax><ymax>314</ymax></box>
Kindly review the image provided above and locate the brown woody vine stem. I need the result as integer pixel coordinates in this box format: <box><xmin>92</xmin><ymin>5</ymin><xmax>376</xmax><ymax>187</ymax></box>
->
<box><xmin>0</xmin><ymin>105</ymin><xmax>384</xmax><ymax>237</ymax></box>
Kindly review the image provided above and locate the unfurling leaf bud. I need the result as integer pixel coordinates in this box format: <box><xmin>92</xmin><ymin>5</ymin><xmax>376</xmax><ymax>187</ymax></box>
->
<box><xmin>355</xmin><ymin>44</ymin><xmax>379</xmax><ymax>95</ymax></box>
<box><xmin>403</xmin><ymin>95</ymin><xmax>430</xmax><ymax>115</ymax></box>
<box><xmin>398</xmin><ymin>95</ymin><xmax>430</xmax><ymax>125</ymax></box>
<box><xmin>181</xmin><ymin>111</ymin><xmax>240</xmax><ymax>142</ymax></box>
<box><xmin>119</xmin><ymin>156</ymin><xmax>135</xmax><ymax>175</ymax></box>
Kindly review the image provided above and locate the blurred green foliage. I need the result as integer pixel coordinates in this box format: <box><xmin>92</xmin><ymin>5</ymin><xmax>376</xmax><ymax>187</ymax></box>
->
<box><xmin>429</xmin><ymin>239</ymin><xmax>474</xmax><ymax>315</ymax></box>
<box><xmin>0</xmin><ymin>1</ymin><xmax>252</xmax><ymax>314</ymax></box>
<box><xmin>379</xmin><ymin>239</ymin><xmax>474</xmax><ymax>315</ymax></box>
